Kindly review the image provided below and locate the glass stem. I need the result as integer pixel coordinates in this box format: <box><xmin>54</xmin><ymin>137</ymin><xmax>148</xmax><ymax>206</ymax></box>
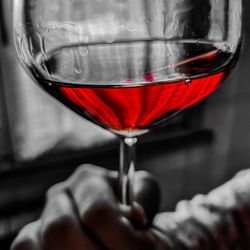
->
<box><xmin>119</xmin><ymin>137</ymin><xmax>137</xmax><ymax>205</ymax></box>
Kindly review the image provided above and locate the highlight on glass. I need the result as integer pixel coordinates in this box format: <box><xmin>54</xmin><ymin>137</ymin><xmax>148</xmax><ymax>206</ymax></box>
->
<box><xmin>13</xmin><ymin>0</ymin><xmax>242</xmax><ymax>205</ymax></box>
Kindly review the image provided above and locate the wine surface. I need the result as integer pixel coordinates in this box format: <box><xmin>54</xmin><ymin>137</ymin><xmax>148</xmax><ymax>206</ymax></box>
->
<box><xmin>29</xmin><ymin>40</ymin><xmax>237</xmax><ymax>135</ymax></box>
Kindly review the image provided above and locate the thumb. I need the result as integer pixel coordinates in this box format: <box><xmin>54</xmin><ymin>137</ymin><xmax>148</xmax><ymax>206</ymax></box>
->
<box><xmin>133</xmin><ymin>171</ymin><xmax>161</xmax><ymax>224</ymax></box>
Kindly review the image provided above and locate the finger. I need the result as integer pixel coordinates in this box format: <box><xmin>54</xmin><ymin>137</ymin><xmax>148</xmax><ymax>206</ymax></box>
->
<box><xmin>40</xmin><ymin>188</ymin><xmax>101</xmax><ymax>250</ymax></box>
<box><xmin>133</xmin><ymin>171</ymin><xmax>161</xmax><ymax>224</ymax></box>
<box><xmin>66</xmin><ymin>164</ymin><xmax>117</xmax><ymax>216</ymax></box>
<box><xmin>87</xmin><ymin>167</ymin><xmax>161</xmax><ymax>224</ymax></box>
<box><xmin>80</xmin><ymin>198</ymin><xmax>157</xmax><ymax>250</ymax></box>
<box><xmin>67</xmin><ymin>165</ymin><xmax>157</xmax><ymax>250</ymax></box>
<box><xmin>68</xmin><ymin>165</ymin><xmax>161</xmax><ymax>225</ymax></box>
<box><xmin>119</xmin><ymin>202</ymin><xmax>147</xmax><ymax>228</ymax></box>
<box><xmin>11</xmin><ymin>221</ymin><xmax>41</xmax><ymax>250</ymax></box>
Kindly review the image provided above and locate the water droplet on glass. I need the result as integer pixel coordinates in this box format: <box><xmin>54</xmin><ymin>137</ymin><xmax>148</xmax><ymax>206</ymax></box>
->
<box><xmin>74</xmin><ymin>66</ymin><xmax>83</xmax><ymax>74</ymax></box>
<box><xmin>105</xmin><ymin>36</ymin><xmax>115</xmax><ymax>44</ymax></box>
<box><xmin>28</xmin><ymin>37</ymin><xmax>35</xmax><ymax>56</ymax></box>
<box><xmin>37</xmin><ymin>33</ymin><xmax>47</xmax><ymax>55</ymax></box>
<box><xmin>20</xmin><ymin>37</ymin><xmax>28</xmax><ymax>63</ymax></box>
<box><xmin>73</xmin><ymin>50</ymin><xmax>83</xmax><ymax>74</ymax></box>
<box><xmin>219</xmin><ymin>42</ymin><xmax>232</xmax><ymax>52</ymax></box>
<box><xmin>79</xmin><ymin>47</ymin><xmax>88</xmax><ymax>57</ymax></box>
<box><xmin>19</xmin><ymin>24</ymin><xmax>26</xmax><ymax>35</ymax></box>
<box><xmin>185</xmin><ymin>79</ymin><xmax>192</xmax><ymax>86</ymax></box>
<box><xmin>41</xmin><ymin>61</ymin><xmax>51</xmax><ymax>77</ymax></box>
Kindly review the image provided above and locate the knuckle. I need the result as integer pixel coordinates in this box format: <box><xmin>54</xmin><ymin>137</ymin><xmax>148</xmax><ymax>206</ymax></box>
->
<box><xmin>11</xmin><ymin>222</ymin><xmax>40</xmax><ymax>250</ymax></box>
<box><xmin>67</xmin><ymin>164</ymin><xmax>111</xmax><ymax>190</ymax></box>
<box><xmin>74</xmin><ymin>164</ymin><xmax>98</xmax><ymax>176</ymax></box>
<box><xmin>46</xmin><ymin>182</ymin><xmax>65</xmax><ymax>199</ymax></box>
<box><xmin>71</xmin><ymin>164</ymin><xmax>109</xmax><ymax>180</ymax></box>
<box><xmin>68</xmin><ymin>164</ymin><xmax>97</xmax><ymax>185</ymax></box>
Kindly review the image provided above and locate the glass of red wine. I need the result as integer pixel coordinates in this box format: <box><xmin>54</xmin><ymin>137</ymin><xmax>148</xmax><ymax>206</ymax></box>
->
<box><xmin>13</xmin><ymin>0</ymin><xmax>242</xmax><ymax>205</ymax></box>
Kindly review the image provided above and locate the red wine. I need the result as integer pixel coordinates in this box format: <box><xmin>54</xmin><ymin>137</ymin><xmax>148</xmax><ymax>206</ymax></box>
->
<box><xmin>59</xmin><ymin>72</ymin><xmax>224</xmax><ymax>131</ymax></box>
<box><xmin>30</xmin><ymin>41</ymin><xmax>237</xmax><ymax>135</ymax></box>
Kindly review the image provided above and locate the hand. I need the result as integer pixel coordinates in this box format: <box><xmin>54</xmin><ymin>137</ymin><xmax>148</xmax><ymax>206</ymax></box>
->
<box><xmin>11</xmin><ymin>164</ymin><xmax>168</xmax><ymax>250</ymax></box>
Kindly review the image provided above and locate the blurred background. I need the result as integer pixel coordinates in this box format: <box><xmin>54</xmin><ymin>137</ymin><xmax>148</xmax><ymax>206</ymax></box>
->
<box><xmin>0</xmin><ymin>0</ymin><xmax>250</xmax><ymax>249</ymax></box>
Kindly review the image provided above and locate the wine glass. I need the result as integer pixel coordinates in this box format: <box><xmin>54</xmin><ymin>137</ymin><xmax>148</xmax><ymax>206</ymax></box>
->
<box><xmin>13</xmin><ymin>0</ymin><xmax>242</xmax><ymax>205</ymax></box>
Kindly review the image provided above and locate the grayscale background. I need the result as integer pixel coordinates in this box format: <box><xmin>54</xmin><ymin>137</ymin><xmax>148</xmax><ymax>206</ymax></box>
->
<box><xmin>0</xmin><ymin>0</ymin><xmax>249</xmax><ymax>249</ymax></box>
